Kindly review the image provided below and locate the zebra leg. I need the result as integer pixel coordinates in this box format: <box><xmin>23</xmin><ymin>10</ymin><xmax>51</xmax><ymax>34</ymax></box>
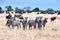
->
<box><xmin>12</xmin><ymin>25</ymin><xmax>14</xmax><ymax>29</ymax></box>
<box><xmin>19</xmin><ymin>24</ymin><xmax>21</xmax><ymax>29</ymax></box>
<box><xmin>34</xmin><ymin>25</ymin><xmax>36</xmax><ymax>29</ymax></box>
<box><xmin>43</xmin><ymin>24</ymin><xmax>46</xmax><ymax>30</ymax></box>
<box><xmin>17</xmin><ymin>25</ymin><xmax>19</xmax><ymax>30</ymax></box>
<box><xmin>8</xmin><ymin>25</ymin><xmax>11</xmax><ymax>30</ymax></box>
<box><xmin>38</xmin><ymin>24</ymin><xmax>42</xmax><ymax>30</ymax></box>
<box><xmin>6</xmin><ymin>23</ymin><xmax>8</xmax><ymax>26</ymax></box>
<box><xmin>29</xmin><ymin>25</ymin><xmax>31</xmax><ymax>30</ymax></box>
<box><xmin>23</xmin><ymin>26</ymin><xmax>25</xmax><ymax>30</ymax></box>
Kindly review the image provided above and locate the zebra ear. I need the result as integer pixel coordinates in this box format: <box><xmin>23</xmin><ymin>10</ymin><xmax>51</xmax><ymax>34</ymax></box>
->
<box><xmin>45</xmin><ymin>18</ymin><xmax>48</xmax><ymax>19</ymax></box>
<box><xmin>25</xmin><ymin>17</ymin><xmax>28</xmax><ymax>19</ymax></box>
<box><xmin>46</xmin><ymin>18</ymin><xmax>48</xmax><ymax>20</ymax></box>
<box><xmin>27</xmin><ymin>17</ymin><xmax>28</xmax><ymax>19</ymax></box>
<box><xmin>36</xmin><ymin>17</ymin><xmax>37</xmax><ymax>18</ymax></box>
<box><xmin>20</xmin><ymin>20</ymin><xmax>22</xmax><ymax>22</ymax></box>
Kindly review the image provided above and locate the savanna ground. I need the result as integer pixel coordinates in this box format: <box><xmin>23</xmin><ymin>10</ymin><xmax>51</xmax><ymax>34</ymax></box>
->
<box><xmin>0</xmin><ymin>12</ymin><xmax>60</xmax><ymax>40</ymax></box>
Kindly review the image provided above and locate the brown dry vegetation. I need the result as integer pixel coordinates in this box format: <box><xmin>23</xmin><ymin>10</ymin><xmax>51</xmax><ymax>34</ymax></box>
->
<box><xmin>0</xmin><ymin>12</ymin><xmax>60</xmax><ymax>40</ymax></box>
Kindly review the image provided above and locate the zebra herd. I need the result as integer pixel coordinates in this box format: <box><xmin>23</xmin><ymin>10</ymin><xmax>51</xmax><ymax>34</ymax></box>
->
<box><xmin>6</xmin><ymin>13</ymin><xmax>56</xmax><ymax>30</ymax></box>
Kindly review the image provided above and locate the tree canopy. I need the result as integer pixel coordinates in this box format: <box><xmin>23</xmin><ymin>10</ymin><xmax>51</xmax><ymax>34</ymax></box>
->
<box><xmin>45</xmin><ymin>8</ymin><xmax>54</xmax><ymax>12</ymax></box>
<box><xmin>0</xmin><ymin>5</ymin><xmax>59</xmax><ymax>14</ymax></box>
<box><xmin>32</xmin><ymin>7</ymin><xmax>40</xmax><ymax>12</ymax></box>
<box><xmin>0</xmin><ymin>7</ymin><xmax>3</xmax><ymax>13</ymax></box>
<box><xmin>23</xmin><ymin>7</ymin><xmax>31</xmax><ymax>13</ymax></box>
<box><xmin>5</xmin><ymin>6</ymin><xmax>13</xmax><ymax>11</ymax></box>
<box><xmin>15</xmin><ymin>7</ymin><xmax>25</xmax><ymax>13</ymax></box>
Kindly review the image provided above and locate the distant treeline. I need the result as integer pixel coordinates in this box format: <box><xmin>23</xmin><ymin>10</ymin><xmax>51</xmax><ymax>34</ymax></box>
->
<box><xmin>0</xmin><ymin>5</ymin><xmax>60</xmax><ymax>14</ymax></box>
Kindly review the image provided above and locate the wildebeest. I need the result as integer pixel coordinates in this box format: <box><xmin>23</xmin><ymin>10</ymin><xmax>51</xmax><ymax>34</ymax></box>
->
<box><xmin>6</xmin><ymin>11</ymin><xmax>10</xmax><ymax>14</ymax></box>
<box><xmin>57</xmin><ymin>12</ymin><xmax>60</xmax><ymax>15</ymax></box>
<box><xmin>6</xmin><ymin>13</ymin><xmax>12</xmax><ymax>19</ymax></box>
<box><xmin>40</xmin><ymin>11</ymin><xmax>47</xmax><ymax>14</ymax></box>
<box><xmin>48</xmin><ymin>12</ymin><xmax>54</xmax><ymax>14</ymax></box>
<box><xmin>15</xmin><ymin>14</ymin><xmax>24</xmax><ymax>19</ymax></box>
<box><xmin>37</xmin><ymin>12</ymin><xmax>40</xmax><ymax>14</ymax></box>
<box><xmin>22</xmin><ymin>17</ymin><xmax>28</xmax><ymax>30</ymax></box>
<box><xmin>51</xmin><ymin>17</ymin><xmax>56</xmax><ymax>22</ymax></box>
<box><xmin>6</xmin><ymin>19</ymin><xmax>21</xmax><ymax>29</ymax></box>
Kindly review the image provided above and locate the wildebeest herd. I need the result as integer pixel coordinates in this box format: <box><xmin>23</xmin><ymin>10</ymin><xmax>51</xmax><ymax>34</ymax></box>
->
<box><xmin>6</xmin><ymin>13</ymin><xmax>56</xmax><ymax>30</ymax></box>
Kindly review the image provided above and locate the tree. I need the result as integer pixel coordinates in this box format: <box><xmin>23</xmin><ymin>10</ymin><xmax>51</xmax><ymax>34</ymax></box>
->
<box><xmin>56</xmin><ymin>10</ymin><xmax>60</xmax><ymax>12</ymax></box>
<box><xmin>32</xmin><ymin>7</ymin><xmax>40</xmax><ymax>12</ymax></box>
<box><xmin>15</xmin><ymin>7</ymin><xmax>25</xmax><ymax>13</ymax></box>
<box><xmin>46</xmin><ymin>8</ymin><xmax>54</xmax><ymax>13</ymax></box>
<box><xmin>23</xmin><ymin>7</ymin><xmax>31</xmax><ymax>13</ymax></box>
<box><xmin>15</xmin><ymin>7</ymin><xmax>19</xmax><ymax>13</ymax></box>
<box><xmin>56</xmin><ymin>10</ymin><xmax>60</xmax><ymax>15</ymax></box>
<box><xmin>0</xmin><ymin>7</ymin><xmax>2</xmax><ymax>13</ymax></box>
<box><xmin>5</xmin><ymin>6</ymin><xmax>13</xmax><ymax>12</ymax></box>
<box><xmin>45</xmin><ymin>8</ymin><xmax>55</xmax><ymax>14</ymax></box>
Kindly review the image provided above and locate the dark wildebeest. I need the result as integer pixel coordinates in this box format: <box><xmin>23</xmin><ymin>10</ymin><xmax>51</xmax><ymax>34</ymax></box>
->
<box><xmin>6</xmin><ymin>13</ymin><xmax>12</xmax><ymax>19</ymax></box>
<box><xmin>48</xmin><ymin>12</ymin><xmax>54</xmax><ymax>14</ymax></box>
<box><xmin>51</xmin><ymin>17</ymin><xmax>56</xmax><ymax>22</ymax></box>
<box><xmin>6</xmin><ymin>11</ymin><xmax>10</xmax><ymax>14</ymax></box>
<box><xmin>6</xmin><ymin>18</ymin><xmax>21</xmax><ymax>29</ymax></box>
<box><xmin>37</xmin><ymin>12</ymin><xmax>40</xmax><ymax>14</ymax></box>
<box><xmin>42</xmin><ymin>18</ymin><xmax>48</xmax><ymax>30</ymax></box>
<box><xmin>28</xmin><ymin>20</ymin><xmax>36</xmax><ymax>29</ymax></box>
<box><xmin>41</xmin><ymin>11</ymin><xmax>47</xmax><ymax>14</ymax></box>
<box><xmin>57</xmin><ymin>12</ymin><xmax>60</xmax><ymax>15</ymax></box>
<box><xmin>22</xmin><ymin>17</ymin><xmax>28</xmax><ymax>30</ymax></box>
<box><xmin>35</xmin><ymin>17</ymin><xmax>43</xmax><ymax>29</ymax></box>
<box><xmin>15</xmin><ymin>14</ymin><xmax>24</xmax><ymax>19</ymax></box>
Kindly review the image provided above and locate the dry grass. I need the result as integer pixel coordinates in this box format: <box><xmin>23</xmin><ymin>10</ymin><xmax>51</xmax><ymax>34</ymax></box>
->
<box><xmin>0</xmin><ymin>13</ymin><xmax>60</xmax><ymax>40</ymax></box>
